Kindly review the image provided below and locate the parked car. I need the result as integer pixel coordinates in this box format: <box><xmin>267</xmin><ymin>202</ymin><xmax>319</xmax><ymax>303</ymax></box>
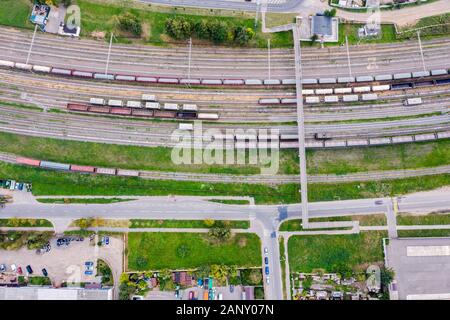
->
<box><xmin>229</xmin><ymin>285</ymin><xmax>234</xmax><ymax>293</ymax></box>
<box><xmin>264</xmin><ymin>247</ymin><xmax>269</xmax><ymax>255</ymax></box>
<box><xmin>265</xmin><ymin>266</ymin><xmax>270</xmax><ymax>275</ymax></box>
<box><xmin>56</xmin><ymin>238</ymin><xmax>70</xmax><ymax>247</ymax></box>
<box><xmin>84</xmin><ymin>261</ymin><xmax>94</xmax><ymax>275</ymax></box>
<box><xmin>0</xmin><ymin>264</ymin><xmax>6</xmax><ymax>272</ymax></box>
<box><xmin>102</xmin><ymin>236</ymin><xmax>110</xmax><ymax>245</ymax></box>
<box><xmin>264</xmin><ymin>257</ymin><xmax>269</xmax><ymax>265</ymax></box>
<box><xmin>10</xmin><ymin>264</ymin><xmax>17</xmax><ymax>272</ymax></box>
<box><xmin>217</xmin><ymin>293</ymin><xmax>223</xmax><ymax>300</ymax></box>
<box><xmin>42</xmin><ymin>268</ymin><xmax>48</xmax><ymax>277</ymax></box>
<box><xmin>26</xmin><ymin>265</ymin><xmax>33</xmax><ymax>274</ymax></box>
<box><xmin>17</xmin><ymin>267</ymin><xmax>23</xmax><ymax>275</ymax></box>
<box><xmin>375</xmin><ymin>200</ymin><xmax>383</xmax><ymax>205</ymax></box>
<box><xmin>266</xmin><ymin>276</ymin><xmax>270</xmax><ymax>285</ymax></box>
<box><xmin>188</xmin><ymin>291</ymin><xmax>194</xmax><ymax>300</ymax></box>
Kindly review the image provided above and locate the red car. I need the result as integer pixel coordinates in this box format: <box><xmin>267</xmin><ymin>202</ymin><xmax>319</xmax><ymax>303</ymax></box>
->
<box><xmin>17</xmin><ymin>267</ymin><xmax>23</xmax><ymax>275</ymax></box>
<box><xmin>189</xmin><ymin>291</ymin><xmax>194</xmax><ymax>300</ymax></box>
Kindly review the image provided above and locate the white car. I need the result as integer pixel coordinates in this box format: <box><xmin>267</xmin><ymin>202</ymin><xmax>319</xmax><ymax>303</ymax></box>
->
<box><xmin>266</xmin><ymin>276</ymin><xmax>270</xmax><ymax>285</ymax></box>
<box><xmin>264</xmin><ymin>247</ymin><xmax>269</xmax><ymax>255</ymax></box>
<box><xmin>10</xmin><ymin>264</ymin><xmax>17</xmax><ymax>272</ymax></box>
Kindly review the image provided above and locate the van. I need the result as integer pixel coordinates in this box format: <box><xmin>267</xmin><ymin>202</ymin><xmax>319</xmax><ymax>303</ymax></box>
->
<box><xmin>403</xmin><ymin>97</ymin><xmax>423</xmax><ymax>106</ymax></box>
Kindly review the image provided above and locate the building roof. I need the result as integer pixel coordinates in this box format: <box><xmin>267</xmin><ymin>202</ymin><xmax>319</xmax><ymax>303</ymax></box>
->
<box><xmin>312</xmin><ymin>15</ymin><xmax>332</xmax><ymax>37</ymax></box>
<box><xmin>0</xmin><ymin>286</ymin><xmax>113</xmax><ymax>300</ymax></box>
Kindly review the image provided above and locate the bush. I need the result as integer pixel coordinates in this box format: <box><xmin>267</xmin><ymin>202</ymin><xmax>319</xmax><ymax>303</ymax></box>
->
<box><xmin>117</xmin><ymin>12</ymin><xmax>142</xmax><ymax>37</ymax></box>
<box><xmin>165</xmin><ymin>16</ymin><xmax>193</xmax><ymax>40</ymax></box>
<box><xmin>234</xmin><ymin>26</ymin><xmax>255</xmax><ymax>45</ymax></box>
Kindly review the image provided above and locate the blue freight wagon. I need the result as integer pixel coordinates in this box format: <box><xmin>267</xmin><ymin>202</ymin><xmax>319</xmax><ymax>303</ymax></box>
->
<box><xmin>40</xmin><ymin>161</ymin><xmax>71</xmax><ymax>171</ymax></box>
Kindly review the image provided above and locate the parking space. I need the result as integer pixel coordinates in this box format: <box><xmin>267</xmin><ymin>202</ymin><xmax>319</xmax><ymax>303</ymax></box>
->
<box><xmin>0</xmin><ymin>235</ymin><xmax>123</xmax><ymax>287</ymax></box>
<box><xmin>181</xmin><ymin>285</ymin><xmax>244</xmax><ymax>300</ymax></box>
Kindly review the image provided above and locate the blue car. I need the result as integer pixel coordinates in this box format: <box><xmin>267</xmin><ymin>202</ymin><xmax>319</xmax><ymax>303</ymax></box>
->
<box><xmin>265</xmin><ymin>266</ymin><xmax>270</xmax><ymax>275</ymax></box>
<box><xmin>264</xmin><ymin>257</ymin><xmax>269</xmax><ymax>265</ymax></box>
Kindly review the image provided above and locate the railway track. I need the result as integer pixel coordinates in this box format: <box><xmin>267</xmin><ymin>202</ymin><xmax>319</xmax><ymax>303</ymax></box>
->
<box><xmin>2</xmin><ymin>27</ymin><xmax>450</xmax><ymax>79</ymax></box>
<box><xmin>0</xmin><ymin>68</ymin><xmax>449</xmax><ymax>123</ymax></box>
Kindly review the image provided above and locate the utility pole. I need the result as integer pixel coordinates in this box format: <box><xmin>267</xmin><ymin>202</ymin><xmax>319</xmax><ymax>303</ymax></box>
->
<box><xmin>345</xmin><ymin>35</ymin><xmax>352</xmax><ymax>78</ymax></box>
<box><xmin>105</xmin><ymin>32</ymin><xmax>114</xmax><ymax>75</ymax></box>
<box><xmin>267</xmin><ymin>38</ymin><xmax>271</xmax><ymax>80</ymax></box>
<box><xmin>26</xmin><ymin>24</ymin><xmax>39</xmax><ymax>65</ymax></box>
<box><xmin>417</xmin><ymin>30</ymin><xmax>426</xmax><ymax>72</ymax></box>
<box><xmin>255</xmin><ymin>0</ymin><xmax>261</xmax><ymax>28</ymax></box>
<box><xmin>188</xmin><ymin>37</ymin><xmax>192</xmax><ymax>80</ymax></box>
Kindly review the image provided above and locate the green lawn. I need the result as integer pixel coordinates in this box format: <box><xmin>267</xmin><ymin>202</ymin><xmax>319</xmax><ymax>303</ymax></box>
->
<box><xmin>77</xmin><ymin>0</ymin><xmax>291</xmax><ymax>47</ymax></box>
<box><xmin>1</xmin><ymin>132</ymin><xmax>449</xmax><ymax>176</ymax></box>
<box><xmin>1</xmin><ymin>162</ymin><xmax>449</xmax><ymax>204</ymax></box>
<box><xmin>0</xmin><ymin>218</ymin><xmax>53</xmax><ymax>228</ymax></box>
<box><xmin>279</xmin><ymin>214</ymin><xmax>387</xmax><ymax>231</ymax></box>
<box><xmin>36</xmin><ymin>197</ymin><xmax>135</xmax><ymax>204</ymax></box>
<box><xmin>288</xmin><ymin>231</ymin><xmax>387</xmax><ymax>273</ymax></box>
<box><xmin>397</xmin><ymin>213</ymin><xmax>450</xmax><ymax>225</ymax></box>
<box><xmin>129</xmin><ymin>219</ymin><xmax>250</xmax><ymax>229</ymax></box>
<box><xmin>338</xmin><ymin>23</ymin><xmax>397</xmax><ymax>45</ymax></box>
<box><xmin>127</xmin><ymin>232</ymin><xmax>262</xmax><ymax>270</ymax></box>
<box><xmin>398</xmin><ymin>229</ymin><xmax>450</xmax><ymax>238</ymax></box>
<box><xmin>208</xmin><ymin>199</ymin><xmax>250</xmax><ymax>205</ymax></box>
<box><xmin>0</xmin><ymin>0</ymin><xmax>33</xmax><ymax>29</ymax></box>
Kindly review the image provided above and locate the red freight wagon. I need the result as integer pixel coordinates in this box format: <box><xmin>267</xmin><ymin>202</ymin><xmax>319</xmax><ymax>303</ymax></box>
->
<box><xmin>67</xmin><ymin>103</ymin><xmax>89</xmax><ymax>112</ymax></box>
<box><xmin>110</xmin><ymin>107</ymin><xmax>132</xmax><ymax>115</ymax></box>
<box><xmin>70</xmin><ymin>165</ymin><xmax>96</xmax><ymax>173</ymax></box>
<box><xmin>16</xmin><ymin>157</ymin><xmax>41</xmax><ymax>167</ymax></box>
<box><xmin>89</xmin><ymin>106</ymin><xmax>110</xmax><ymax>114</ymax></box>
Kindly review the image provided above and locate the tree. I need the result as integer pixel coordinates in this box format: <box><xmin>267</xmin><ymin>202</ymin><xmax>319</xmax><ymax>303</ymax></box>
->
<box><xmin>324</xmin><ymin>8</ymin><xmax>337</xmax><ymax>17</ymax></box>
<box><xmin>207</xmin><ymin>225</ymin><xmax>231</xmax><ymax>243</ymax></box>
<box><xmin>176</xmin><ymin>244</ymin><xmax>190</xmax><ymax>258</ymax></box>
<box><xmin>234</xmin><ymin>26</ymin><xmax>255</xmax><ymax>45</ymax></box>
<box><xmin>119</xmin><ymin>282</ymin><xmax>136</xmax><ymax>300</ymax></box>
<box><xmin>117</xmin><ymin>12</ymin><xmax>142</xmax><ymax>37</ymax></box>
<box><xmin>310</xmin><ymin>34</ymin><xmax>319</xmax><ymax>44</ymax></box>
<box><xmin>203</xmin><ymin>219</ymin><xmax>216</xmax><ymax>227</ymax></box>
<box><xmin>248</xmin><ymin>269</ymin><xmax>263</xmax><ymax>285</ymax></box>
<box><xmin>75</xmin><ymin>218</ymin><xmax>93</xmax><ymax>229</ymax></box>
<box><xmin>165</xmin><ymin>16</ymin><xmax>193</xmax><ymax>40</ymax></box>
<box><xmin>207</xmin><ymin>20</ymin><xmax>228</xmax><ymax>44</ymax></box>
<box><xmin>381</xmin><ymin>267</ymin><xmax>395</xmax><ymax>288</ymax></box>
<box><xmin>210</xmin><ymin>264</ymin><xmax>229</xmax><ymax>283</ymax></box>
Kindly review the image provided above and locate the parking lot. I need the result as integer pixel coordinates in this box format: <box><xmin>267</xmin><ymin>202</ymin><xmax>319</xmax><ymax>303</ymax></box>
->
<box><xmin>180</xmin><ymin>285</ymin><xmax>244</xmax><ymax>300</ymax></box>
<box><xmin>0</xmin><ymin>235</ymin><xmax>123</xmax><ymax>287</ymax></box>
<box><xmin>387</xmin><ymin>237</ymin><xmax>450</xmax><ymax>300</ymax></box>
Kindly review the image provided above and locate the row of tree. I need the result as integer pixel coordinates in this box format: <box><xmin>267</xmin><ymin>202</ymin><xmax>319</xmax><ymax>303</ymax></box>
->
<box><xmin>165</xmin><ymin>16</ymin><xmax>255</xmax><ymax>45</ymax></box>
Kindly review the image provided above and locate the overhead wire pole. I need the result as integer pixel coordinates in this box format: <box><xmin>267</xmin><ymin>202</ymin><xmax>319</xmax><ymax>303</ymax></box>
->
<box><xmin>345</xmin><ymin>35</ymin><xmax>352</xmax><ymax>77</ymax></box>
<box><xmin>292</xmin><ymin>22</ymin><xmax>309</xmax><ymax>229</ymax></box>
<box><xmin>105</xmin><ymin>32</ymin><xmax>114</xmax><ymax>75</ymax></box>
<box><xmin>26</xmin><ymin>24</ymin><xmax>39</xmax><ymax>65</ymax></box>
<box><xmin>188</xmin><ymin>37</ymin><xmax>192</xmax><ymax>80</ymax></box>
<box><xmin>268</xmin><ymin>38</ymin><xmax>271</xmax><ymax>80</ymax></box>
<box><xmin>417</xmin><ymin>30</ymin><xmax>426</xmax><ymax>72</ymax></box>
